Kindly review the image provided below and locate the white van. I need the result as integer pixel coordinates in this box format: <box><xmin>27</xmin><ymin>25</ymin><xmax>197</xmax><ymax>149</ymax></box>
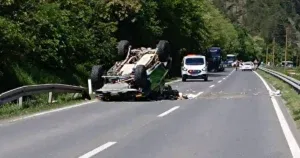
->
<box><xmin>181</xmin><ymin>54</ymin><xmax>208</xmax><ymax>82</ymax></box>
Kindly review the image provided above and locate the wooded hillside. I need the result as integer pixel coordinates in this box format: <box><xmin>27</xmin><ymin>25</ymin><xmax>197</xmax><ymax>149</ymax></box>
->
<box><xmin>213</xmin><ymin>0</ymin><xmax>300</xmax><ymax>65</ymax></box>
<box><xmin>0</xmin><ymin>0</ymin><xmax>262</xmax><ymax>92</ymax></box>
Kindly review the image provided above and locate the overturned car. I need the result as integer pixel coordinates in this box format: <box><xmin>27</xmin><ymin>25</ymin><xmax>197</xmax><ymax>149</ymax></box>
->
<box><xmin>90</xmin><ymin>40</ymin><xmax>178</xmax><ymax>101</ymax></box>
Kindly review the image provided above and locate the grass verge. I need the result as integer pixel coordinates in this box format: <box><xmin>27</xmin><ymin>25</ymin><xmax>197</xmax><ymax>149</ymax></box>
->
<box><xmin>0</xmin><ymin>93</ymin><xmax>95</xmax><ymax>121</ymax></box>
<box><xmin>258</xmin><ymin>70</ymin><xmax>300</xmax><ymax>127</ymax></box>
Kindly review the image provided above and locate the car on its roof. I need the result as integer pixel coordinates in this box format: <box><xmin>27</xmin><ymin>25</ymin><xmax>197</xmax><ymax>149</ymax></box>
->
<box><xmin>90</xmin><ymin>40</ymin><xmax>176</xmax><ymax>101</ymax></box>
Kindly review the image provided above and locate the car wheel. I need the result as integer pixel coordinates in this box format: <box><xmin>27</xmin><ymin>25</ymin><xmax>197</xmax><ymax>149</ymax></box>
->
<box><xmin>91</xmin><ymin>65</ymin><xmax>104</xmax><ymax>90</ymax></box>
<box><xmin>134</xmin><ymin>65</ymin><xmax>148</xmax><ymax>89</ymax></box>
<box><xmin>204</xmin><ymin>76</ymin><xmax>208</xmax><ymax>81</ymax></box>
<box><xmin>117</xmin><ymin>40</ymin><xmax>130</xmax><ymax>59</ymax></box>
<box><xmin>157</xmin><ymin>40</ymin><xmax>171</xmax><ymax>62</ymax></box>
<box><xmin>182</xmin><ymin>76</ymin><xmax>187</xmax><ymax>82</ymax></box>
<box><xmin>166</xmin><ymin>58</ymin><xmax>172</xmax><ymax>70</ymax></box>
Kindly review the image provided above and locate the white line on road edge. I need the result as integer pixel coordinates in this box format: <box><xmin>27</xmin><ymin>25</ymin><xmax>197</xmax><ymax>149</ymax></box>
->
<box><xmin>254</xmin><ymin>71</ymin><xmax>300</xmax><ymax>158</ymax></box>
<box><xmin>218</xmin><ymin>80</ymin><xmax>222</xmax><ymax>83</ymax></box>
<box><xmin>158</xmin><ymin>106</ymin><xmax>180</xmax><ymax>117</ymax></box>
<box><xmin>209</xmin><ymin>85</ymin><xmax>215</xmax><ymax>88</ymax></box>
<box><xmin>79</xmin><ymin>142</ymin><xmax>117</xmax><ymax>158</ymax></box>
<box><xmin>4</xmin><ymin>100</ymin><xmax>97</xmax><ymax>124</ymax></box>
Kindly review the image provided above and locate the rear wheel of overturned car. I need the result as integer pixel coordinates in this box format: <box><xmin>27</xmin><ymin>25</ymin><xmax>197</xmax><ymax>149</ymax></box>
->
<box><xmin>157</xmin><ymin>40</ymin><xmax>171</xmax><ymax>62</ymax></box>
<box><xmin>134</xmin><ymin>65</ymin><xmax>148</xmax><ymax>90</ymax></box>
<box><xmin>165</xmin><ymin>58</ymin><xmax>172</xmax><ymax>70</ymax></box>
<box><xmin>117</xmin><ymin>40</ymin><xmax>130</xmax><ymax>59</ymax></box>
<box><xmin>91</xmin><ymin>65</ymin><xmax>104</xmax><ymax>90</ymax></box>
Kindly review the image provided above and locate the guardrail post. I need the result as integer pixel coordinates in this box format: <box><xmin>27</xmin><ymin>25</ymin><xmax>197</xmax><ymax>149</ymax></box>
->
<box><xmin>48</xmin><ymin>92</ymin><xmax>53</xmax><ymax>103</ymax></box>
<box><xmin>18</xmin><ymin>97</ymin><xmax>23</xmax><ymax>107</ymax></box>
<box><xmin>73</xmin><ymin>93</ymin><xmax>79</xmax><ymax>98</ymax></box>
<box><xmin>88</xmin><ymin>79</ymin><xmax>92</xmax><ymax>94</ymax></box>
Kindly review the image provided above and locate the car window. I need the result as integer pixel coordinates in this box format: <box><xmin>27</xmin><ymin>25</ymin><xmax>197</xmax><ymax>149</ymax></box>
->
<box><xmin>185</xmin><ymin>58</ymin><xmax>204</xmax><ymax>65</ymax></box>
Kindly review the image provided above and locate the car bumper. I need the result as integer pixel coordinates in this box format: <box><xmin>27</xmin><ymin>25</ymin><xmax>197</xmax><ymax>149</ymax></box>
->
<box><xmin>240</xmin><ymin>68</ymin><xmax>253</xmax><ymax>70</ymax></box>
<box><xmin>182</xmin><ymin>74</ymin><xmax>208</xmax><ymax>79</ymax></box>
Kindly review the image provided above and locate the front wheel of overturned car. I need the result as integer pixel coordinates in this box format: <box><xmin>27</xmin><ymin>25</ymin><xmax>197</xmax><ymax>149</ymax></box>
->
<box><xmin>91</xmin><ymin>65</ymin><xmax>104</xmax><ymax>90</ymax></box>
<box><xmin>134</xmin><ymin>65</ymin><xmax>148</xmax><ymax>89</ymax></box>
<box><xmin>157</xmin><ymin>40</ymin><xmax>171</xmax><ymax>62</ymax></box>
<box><xmin>117</xmin><ymin>40</ymin><xmax>130</xmax><ymax>59</ymax></box>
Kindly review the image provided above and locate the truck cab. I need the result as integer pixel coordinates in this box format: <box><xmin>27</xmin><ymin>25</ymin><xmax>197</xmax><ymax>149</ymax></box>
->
<box><xmin>225</xmin><ymin>54</ymin><xmax>237</xmax><ymax>67</ymax></box>
<box><xmin>206</xmin><ymin>47</ymin><xmax>225</xmax><ymax>72</ymax></box>
<box><xmin>181</xmin><ymin>54</ymin><xmax>208</xmax><ymax>82</ymax></box>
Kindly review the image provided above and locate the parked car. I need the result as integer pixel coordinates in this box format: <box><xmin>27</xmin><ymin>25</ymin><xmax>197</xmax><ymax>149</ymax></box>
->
<box><xmin>90</xmin><ymin>40</ymin><xmax>174</xmax><ymax>101</ymax></box>
<box><xmin>181</xmin><ymin>54</ymin><xmax>208</xmax><ymax>81</ymax></box>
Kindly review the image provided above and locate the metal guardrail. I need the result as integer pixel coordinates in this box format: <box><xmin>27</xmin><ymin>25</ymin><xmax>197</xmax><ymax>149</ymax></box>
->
<box><xmin>259</xmin><ymin>67</ymin><xmax>300</xmax><ymax>94</ymax></box>
<box><xmin>0</xmin><ymin>84</ymin><xmax>91</xmax><ymax>106</ymax></box>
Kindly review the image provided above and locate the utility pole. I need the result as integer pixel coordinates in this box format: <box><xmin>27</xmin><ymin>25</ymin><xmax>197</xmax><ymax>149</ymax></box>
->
<box><xmin>272</xmin><ymin>37</ymin><xmax>275</xmax><ymax>66</ymax></box>
<box><xmin>266</xmin><ymin>46</ymin><xmax>269</xmax><ymax>65</ymax></box>
<box><xmin>285</xmin><ymin>27</ymin><xmax>288</xmax><ymax>69</ymax></box>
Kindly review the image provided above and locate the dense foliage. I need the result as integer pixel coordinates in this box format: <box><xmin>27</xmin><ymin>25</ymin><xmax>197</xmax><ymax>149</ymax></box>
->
<box><xmin>213</xmin><ymin>0</ymin><xmax>300</xmax><ymax>65</ymax></box>
<box><xmin>0</xmin><ymin>0</ymin><xmax>262</xmax><ymax>92</ymax></box>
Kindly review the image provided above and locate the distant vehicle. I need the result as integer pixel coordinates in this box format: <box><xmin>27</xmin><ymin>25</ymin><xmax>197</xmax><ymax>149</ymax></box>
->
<box><xmin>240</xmin><ymin>61</ymin><xmax>254</xmax><ymax>71</ymax></box>
<box><xmin>181</xmin><ymin>54</ymin><xmax>208</xmax><ymax>82</ymax></box>
<box><xmin>206</xmin><ymin>47</ymin><xmax>225</xmax><ymax>72</ymax></box>
<box><xmin>281</xmin><ymin>61</ymin><xmax>294</xmax><ymax>68</ymax></box>
<box><xmin>225</xmin><ymin>54</ymin><xmax>237</xmax><ymax>67</ymax></box>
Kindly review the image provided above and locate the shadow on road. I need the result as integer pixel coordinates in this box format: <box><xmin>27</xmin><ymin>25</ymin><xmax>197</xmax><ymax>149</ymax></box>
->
<box><xmin>184</xmin><ymin>79</ymin><xmax>213</xmax><ymax>82</ymax></box>
<box><xmin>208</xmin><ymin>73</ymin><xmax>227</xmax><ymax>77</ymax></box>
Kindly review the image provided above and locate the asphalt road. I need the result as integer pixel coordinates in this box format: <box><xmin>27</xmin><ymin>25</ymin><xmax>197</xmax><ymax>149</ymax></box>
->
<box><xmin>0</xmin><ymin>68</ymin><xmax>296</xmax><ymax>158</ymax></box>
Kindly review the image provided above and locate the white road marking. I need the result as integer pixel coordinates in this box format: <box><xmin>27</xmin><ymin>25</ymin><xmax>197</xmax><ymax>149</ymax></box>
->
<box><xmin>223</xmin><ymin>78</ymin><xmax>226</xmax><ymax>80</ymax></box>
<box><xmin>79</xmin><ymin>142</ymin><xmax>117</xmax><ymax>158</ymax></box>
<box><xmin>158</xmin><ymin>106</ymin><xmax>180</xmax><ymax>117</ymax></box>
<box><xmin>166</xmin><ymin>79</ymin><xmax>181</xmax><ymax>85</ymax></box>
<box><xmin>193</xmin><ymin>92</ymin><xmax>203</xmax><ymax>99</ymax></box>
<box><xmin>218</xmin><ymin>80</ymin><xmax>222</xmax><ymax>83</ymax></box>
<box><xmin>3</xmin><ymin>100</ymin><xmax>97</xmax><ymax>124</ymax></box>
<box><xmin>209</xmin><ymin>85</ymin><xmax>215</xmax><ymax>88</ymax></box>
<box><xmin>254</xmin><ymin>71</ymin><xmax>300</xmax><ymax>158</ymax></box>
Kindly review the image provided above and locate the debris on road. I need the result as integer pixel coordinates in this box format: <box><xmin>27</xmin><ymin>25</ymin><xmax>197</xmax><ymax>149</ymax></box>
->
<box><xmin>270</xmin><ymin>90</ymin><xmax>281</xmax><ymax>96</ymax></box>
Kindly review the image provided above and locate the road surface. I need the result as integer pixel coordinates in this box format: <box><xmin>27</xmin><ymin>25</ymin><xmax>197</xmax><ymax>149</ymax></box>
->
<box><xmin>0</xmin><ymin>68</ymin><xmax>297</xmax><ymax>158</ymax></box>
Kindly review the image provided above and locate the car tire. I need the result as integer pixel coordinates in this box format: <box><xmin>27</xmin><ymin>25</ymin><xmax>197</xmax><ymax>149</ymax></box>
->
<box><xmin>157</xmin><ymin>40</ymin><xmax>171</xmax><ymax>62</ymax></box>
<box><xmin>204</xmin><ymin>76</ymin><xmax>208</xmax><ymax>81</ymax></box>
<box><xmin>91</xmin><ymin>65</ymin><xmax>104</xmax><ymax>90</ymax></box>
<box><xmin>134</xmin><ymin>65</ymin><xmax>148</xmax><ymax>89</ymax></box>
<box><xmin>117</xmin><ymin>40</ymin><xmax>130</xmax><ymax>59</ymax></box>
<box><xmin>165</xmin><ymin>58</ymin><xmax>172</xmax><ymax>70</ymax></box>
<box><xmin>182</xmin><ymin>76</ymin><xmax>187</xmax><ymax>82</ymax></box>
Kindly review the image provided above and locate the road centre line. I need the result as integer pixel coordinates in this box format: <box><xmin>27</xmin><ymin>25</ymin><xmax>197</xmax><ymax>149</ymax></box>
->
<box><xmin>79</xmin><ymin>142</ymin><xmax>117</xmax><ymax>158</ymax></box>
<box><xmin>254</xmin><ymin>71</ymin><xmax>300</xmax><ymax>158</ymax></box>
<box><xmin>218</xmin><ymin>80</ymin><xmax>222</xmax><ymax>83</ymax></box>
<box><xmin>209</xmin><ymin>85</ymin><xmax>215</xmax><ymax>88</ymax></box>
<box><xmin>158</xmin><ymin>106</ymin><xmax>180</xmax><ymax>117</ymax></box>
